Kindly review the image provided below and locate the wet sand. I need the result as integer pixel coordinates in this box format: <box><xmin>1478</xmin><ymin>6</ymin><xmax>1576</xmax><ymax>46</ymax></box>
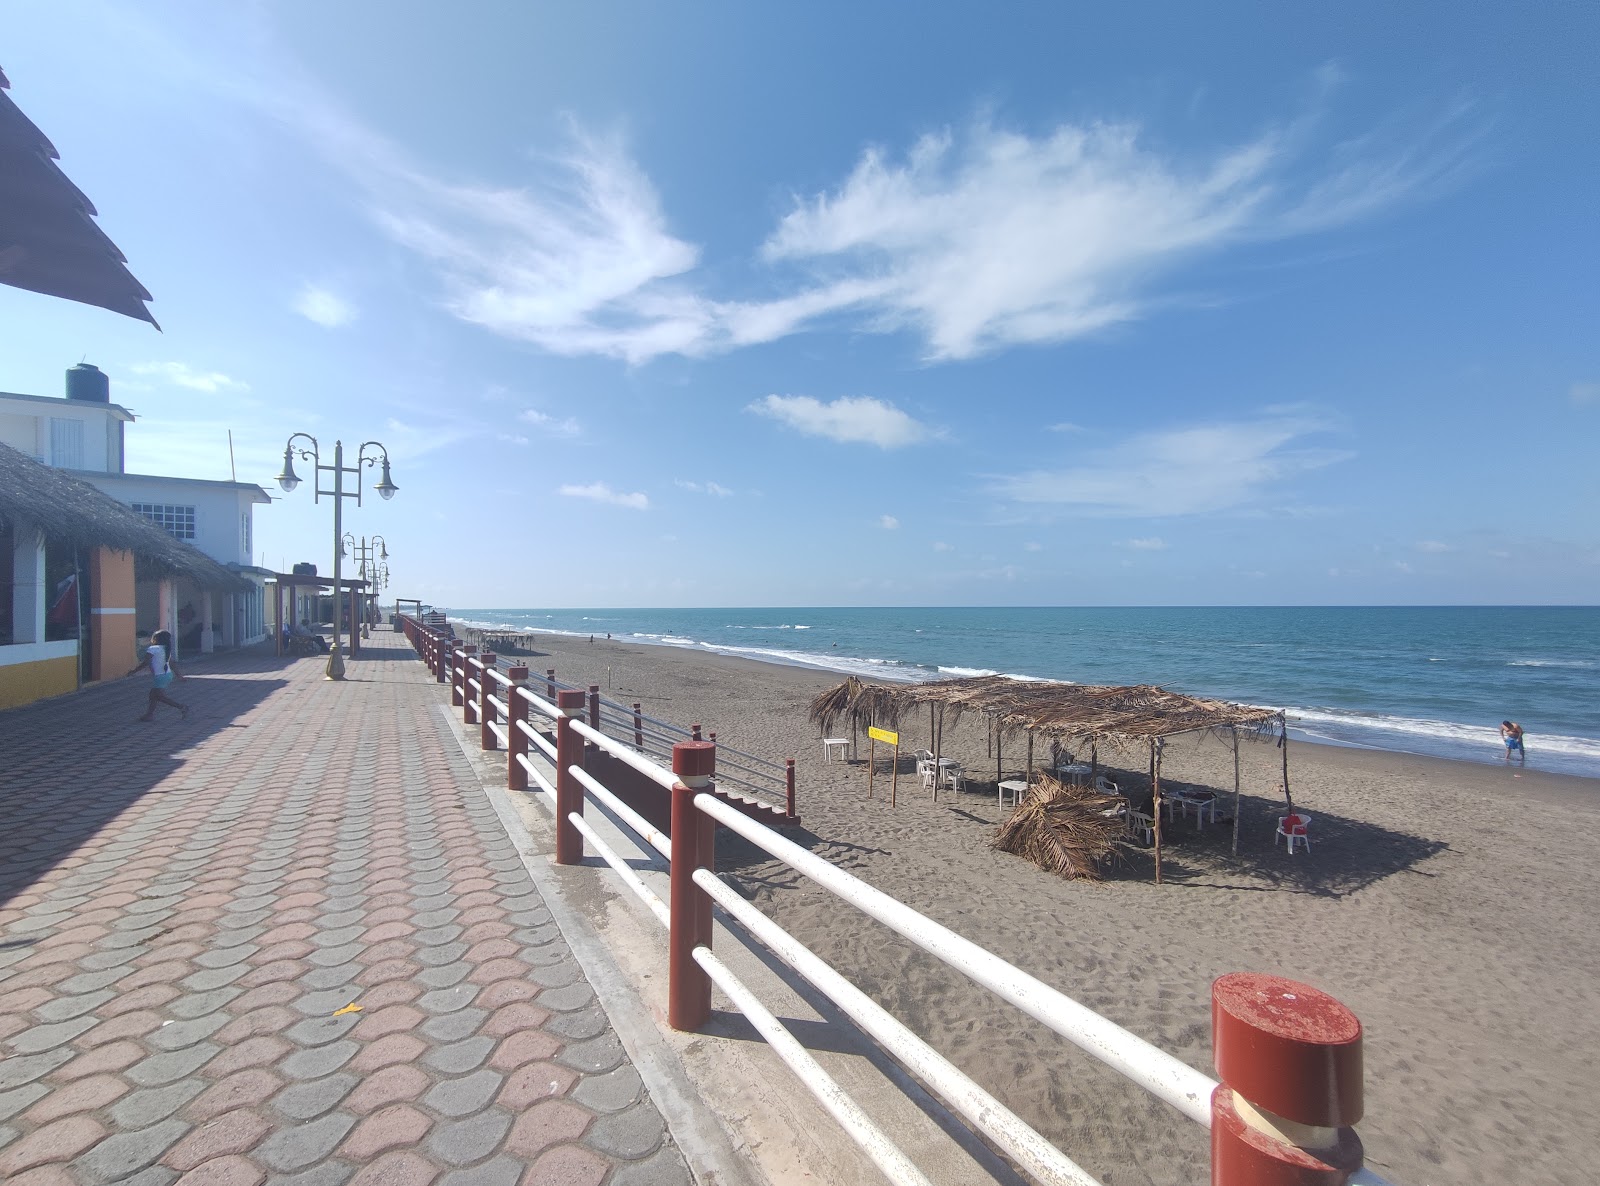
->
<box><xmin>500</xmin><ymin>631</ymin><xmax>1600</xmax><ymax>1186</ymax></box>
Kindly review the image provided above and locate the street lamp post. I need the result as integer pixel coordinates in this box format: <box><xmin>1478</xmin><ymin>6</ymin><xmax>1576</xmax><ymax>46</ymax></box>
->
<box><xmin>276</xmin><ymin>436</ymin><xmax>398</xmax><ymax>680</ymax></box>
<box><xmin>343</xmin><ymin>534</ymin><xmax>389</xmax><ymax>639</ymax></box>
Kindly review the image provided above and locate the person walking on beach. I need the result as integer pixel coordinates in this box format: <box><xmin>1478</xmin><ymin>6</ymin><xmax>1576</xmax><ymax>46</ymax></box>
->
<box><xmin>131</xmin><ymin>629</ymin><xmax>187</xmax><ymax>721</ymax></box>
<box><xmin>1500</xmin><ymin>720</ymin><xmax>1525</xmax><ymax>764</ymax></box>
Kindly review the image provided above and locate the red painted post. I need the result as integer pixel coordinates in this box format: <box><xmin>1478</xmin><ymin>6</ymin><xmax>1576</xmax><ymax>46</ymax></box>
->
<box><xmin>435</xmin><ymin>632</ymin><xmax>447</xmax><ymax>682</ymax></box>
<box><xmin>669</xmin><ymin>739</ymin><xmax>717</xmax><ymax>1032</ymax></box>
<box><xmin>479</xmin><ymin>653</ymin><xmax>499</xmax><ymax>750</ymax></box>
<box><xmin>1211</xmin><ymin>973</ymin><xmax>1365</xmax><ymax>1185</ymax></box>
<box><xmin>554</xmin><ymin>690</ymin><xmax>586</xmax><ymax>866</ymax></box>
<box><xmin>633</xmin><ymin>702</ymin><xmax>644</xmax><ymax>749</ymax></box>
<box><xmin>546</xmin><ymin>668</ymin><xmax>557</xmax><ymax>701</ymax></box>
<box><xmin>786</xmin><ymin>759</ymin><xmax>796</xmax><ymax>820</ymax></box>
<box><xmin>691</xmin><ymin>723</ymin><xmax>702</xmax><ymax>741</ymax></box>
<box><xmin>506</xmin><ymin>668</ymin><xmax>530</xmax><ymax>792</ymax></box>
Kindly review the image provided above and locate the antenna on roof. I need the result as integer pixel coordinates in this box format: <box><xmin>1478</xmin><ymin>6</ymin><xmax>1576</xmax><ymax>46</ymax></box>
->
<box><xmin>228</xmin><ymin>430</ymin><xmax>236</xmax><ymax>482</ymax></box>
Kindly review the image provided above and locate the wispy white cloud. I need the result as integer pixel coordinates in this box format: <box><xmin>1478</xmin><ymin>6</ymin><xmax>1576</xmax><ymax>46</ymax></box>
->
<box><xmin>1415</xmin><ymin>540</ymin><xmax>1453</xmax><ymax>554</ymax></box>
<box><xmin>520</xmin><ymin>408</ymin><xmax>581</xmax><ymax>437</ymax></box>
<box><xmin>879</xmin><ymin>515</ymin><xmax>900</xmax><ymax>530</ymax></box>
<box><xmin>129</xmin><ymin>362</ymin><xmax>249</xmax><ymax>394</ymax></box>
<box><xmin>749</xmin><ymin>395</ymin><xmax>930</xmax><ymax>448</ymax></box>
<box><xmin>497</xmin><ymin>432</ymin><xmax>530</xmax><ymax>446</ymax></box>
<box><xmin>1048</xmin><ymin>422</ymin><xmax>1087</xmax><ymax>434</ymax></box>
<box><xmin>263</xmin><ymin>70</ymin><xmax>1471</xmax><ymax>365</ymax></box>
<box><xmin>559</xmin><ymin>481</ymin><xmax>649</xmax><ymax>510</ymax></box>
<box><xmin>994</xmin><ymin>414</ymin><xmax>1350</xmax><ymax>517</ymax></box>
<box><xmin>293</xmin><ymin>284</ymin><xmax>356</xmax><ymax>328</ymax></box>
<box><xmin>1571</xmin><ymin>381</ymin><xmax>1600</xmax><ymax>406</ymax></box>
<box><xmin>933</xmin><ymin>541</ymin><xmax>954</xmax><ymax>552</ymax></box>
<box><xmin>1120</xmin><ymin>537</ymin><xmax>1168</xmax><ymax>551</ymax></box>
<box><xmin>757</xmin><ymin>111</ymin><xmax>1478</xmax><ymax>360</ymax></box>
<box><xmin>675</xmin><ymin>479</ymin><xmax>733</xmax><ymax>497</ymax></box>
<box><xmin>1023</xmin><ymin>541</ymin><xmax>1044</xmax><ymax>552</ymax></box>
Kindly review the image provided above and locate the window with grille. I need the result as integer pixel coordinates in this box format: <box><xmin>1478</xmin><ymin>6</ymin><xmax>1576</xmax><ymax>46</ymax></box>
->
<box><xmin>132</xmin><ymin>503</ymin><xmax>196</xmax><ymax>540</ymax></box>
<box><xmin>242</xmin><ymin>511</ymin><xmax>251</xmax><ymax>556</ymax></box>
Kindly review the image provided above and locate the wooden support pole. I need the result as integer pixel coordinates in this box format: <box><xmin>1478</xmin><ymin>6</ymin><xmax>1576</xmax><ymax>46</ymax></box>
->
<box><xmin>1231</xmin><ymin>726</ymin><xmax>1243</xmax><ymax>856</ymax></box>
<box><xmin>867</xmin><ymin>732</ymin><xmax>876</xmax><ymax>799</ymax></box>
<box><xmin>1026</xmin><ymin>730</ymin><xmax>1034</xmax><ymax>787</ymax></box>
<box><xmin>1280</xmin><ymin>715</ymin><xmax>1295</xmax><ymax>814</ymax></box>
<box><xmin>554</xmin><ymin>690</ymin><xmax>586</xmax><ymax>866</ymax></box>
<box><xmin>1152</xmin><ymin>738</ymin><xmax>1164</xmax><ymax>885</ymax></box>
<box><xmin>995</xmin><ymin>721</ymin><xmax>1002</xmax><ymax>791</ymax></box>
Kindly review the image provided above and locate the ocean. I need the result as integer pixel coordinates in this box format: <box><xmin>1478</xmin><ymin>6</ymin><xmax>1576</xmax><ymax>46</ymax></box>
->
<box><xmin>449</xmin><ymin>606</ymin><xmax>1600</xmax><ymax>778</ymax></box>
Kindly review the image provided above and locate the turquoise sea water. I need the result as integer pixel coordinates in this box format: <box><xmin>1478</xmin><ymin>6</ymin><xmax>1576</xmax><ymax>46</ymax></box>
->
<box><xmin>450</xmin><ymin>607</ymin><xmax>1600</xmax><ymax>777</ymax></box>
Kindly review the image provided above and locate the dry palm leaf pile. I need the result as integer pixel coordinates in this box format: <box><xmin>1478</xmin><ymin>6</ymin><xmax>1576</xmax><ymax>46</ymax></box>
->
<box><xmin>991</xmin><ymin>778</ymin><xmax>1128</xmax><ymax>881</ymax></box>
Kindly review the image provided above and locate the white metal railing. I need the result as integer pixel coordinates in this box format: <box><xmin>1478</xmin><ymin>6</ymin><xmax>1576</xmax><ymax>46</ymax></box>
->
<box><xmin>404</xmin><ymin>616</ymin><xmax>1387</xmax><ymax>1185</ymax></box>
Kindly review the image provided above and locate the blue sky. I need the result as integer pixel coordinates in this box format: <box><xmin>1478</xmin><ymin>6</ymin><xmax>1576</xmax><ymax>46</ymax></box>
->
<box><xmin>4</xmin><ymin>1</ymin><xmax>1596</xmax><ymax>607</ymax></box>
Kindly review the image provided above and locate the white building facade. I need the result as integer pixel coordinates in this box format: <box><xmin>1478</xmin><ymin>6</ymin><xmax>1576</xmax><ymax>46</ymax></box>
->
<box><xmin>0</xmin><ymin>366</ymin><xmax>271</xmax><ymax>654</ymax></box>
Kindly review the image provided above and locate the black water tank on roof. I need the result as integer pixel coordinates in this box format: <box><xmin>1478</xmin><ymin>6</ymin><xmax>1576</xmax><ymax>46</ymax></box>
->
<box><xmin>66</xmin><ymin>363</ymin><xmax>110</xmax><ymax>402</ymax></box>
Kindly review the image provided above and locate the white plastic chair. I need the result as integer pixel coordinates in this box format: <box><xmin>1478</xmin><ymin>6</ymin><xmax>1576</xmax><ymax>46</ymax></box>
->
<box><xmin>944</xmin><ymin>768</ymin><xmax>966</xmax><ymax>795</ymax></box>
<box><xmin>917</xmin><ymin>759</ymin><xmax>937</xmax><ymax>790</ymax></box>
<box><xmin>1094</xmin><ymin>775</ymin><xmax>1119</xmax><ymax>796</ymax></box>
<box><xmin>1276</xmin><ymin>813</ymin><xmax>1312</xmax><ymax>855</ymax></box>
<box><xmin>1127</xmin><ymin>810</ymin><xmax>1155</xmax><ymax>846</ymax></box>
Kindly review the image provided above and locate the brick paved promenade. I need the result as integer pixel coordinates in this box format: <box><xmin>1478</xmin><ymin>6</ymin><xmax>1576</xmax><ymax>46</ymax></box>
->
<box><xmin>0</xmin><ymin>633</ymin><xmax>693</xmax><ymax>1185</ymax></box>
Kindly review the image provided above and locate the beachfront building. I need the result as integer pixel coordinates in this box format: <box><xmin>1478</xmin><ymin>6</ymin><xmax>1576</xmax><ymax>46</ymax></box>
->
<box><xmin>0</xmin><ymin>366</ymin><xmax>273</xmax><ymax>653</ymax></box>
<box><xmin>0</xmin><ymin>443</ymin><xmax>247</xmax><ymax>709</ymax></box>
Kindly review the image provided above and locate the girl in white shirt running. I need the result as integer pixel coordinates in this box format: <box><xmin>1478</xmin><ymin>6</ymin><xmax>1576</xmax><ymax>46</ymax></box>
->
<box><xmin>132</xmin><ymin>629</ymin><xmax>187</xmax><ymax>721</ymax></box>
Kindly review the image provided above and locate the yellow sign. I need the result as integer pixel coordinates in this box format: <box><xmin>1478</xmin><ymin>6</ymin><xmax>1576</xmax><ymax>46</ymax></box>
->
<box><xmin>868</xmin><ymin>726</ymin><xmax>898</xmax><ymax>746</ymax></box>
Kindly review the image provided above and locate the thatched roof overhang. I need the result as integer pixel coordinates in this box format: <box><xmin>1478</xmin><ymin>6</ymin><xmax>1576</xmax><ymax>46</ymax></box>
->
<box><xmin>0</xmin><ymin>66</ymin><xmax>158</xmax><ymax>326</ymax></box>
<box><xmin>0</xmin><ymin>443</ymin><xmax>247</xmax><ymax>591</ymax></box>
<box><xmin>809</xmin><ymin>673</ymin><xmax>1281</xmax><ymax>746</ymax></box>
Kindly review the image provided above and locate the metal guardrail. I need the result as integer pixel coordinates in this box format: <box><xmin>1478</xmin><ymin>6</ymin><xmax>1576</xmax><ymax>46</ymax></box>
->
<box><xmin>399</xmin><ymin>613</ymin><xmax>1390</xmax><ymax>1186</ymax></box>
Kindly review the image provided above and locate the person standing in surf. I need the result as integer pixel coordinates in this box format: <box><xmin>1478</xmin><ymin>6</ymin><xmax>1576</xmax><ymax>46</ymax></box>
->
<box><xmin>1500</xmin><ymin>720</ymin><xmax>1525</xmax><ymax>764</ymax></box>
<box><xmin>132</xmin><ymin>629</ymin><xmax>188</xmax><ymax>721</ymax></box>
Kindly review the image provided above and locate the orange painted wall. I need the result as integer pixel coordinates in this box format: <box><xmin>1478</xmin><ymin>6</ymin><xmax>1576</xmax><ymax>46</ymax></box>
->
<box><xmin>90</xmin><ymin>548</ymin><xmax>138</xmax><ymax>681</ymax></box>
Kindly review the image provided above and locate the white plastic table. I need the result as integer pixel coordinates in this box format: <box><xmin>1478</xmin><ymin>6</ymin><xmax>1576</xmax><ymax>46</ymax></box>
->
<box><xmin>822</xmin><ymin>738</ymin><xmax>851</xmax><ymax>763</ymax></box>
<box><xmin>998</xmin><ymin>779</ymin><xmax>1028</xmax><ymax>808</ymax></box>
<box><xmin>1053</xmin><ymin>763</ymin><xmax>1092</xmax><ymax>785</ymax></box>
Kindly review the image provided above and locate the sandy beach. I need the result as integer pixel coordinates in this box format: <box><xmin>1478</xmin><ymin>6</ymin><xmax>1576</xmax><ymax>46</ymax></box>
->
<box><xmin>487</xmin><ymin>630</ymin><xmax>1599</xmax><ymax>1186</ymax></box>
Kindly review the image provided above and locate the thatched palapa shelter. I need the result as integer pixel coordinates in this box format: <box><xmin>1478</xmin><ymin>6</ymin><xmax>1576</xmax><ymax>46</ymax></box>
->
<box><xmin>0</xmin><ymin>443</ymin><xmax>246</xmax><ymax>590</ymax></box>
<box><xmin>809</xmin><ymin>674</ymin><xmax>1290</xmax><ymax>882</ymax></box>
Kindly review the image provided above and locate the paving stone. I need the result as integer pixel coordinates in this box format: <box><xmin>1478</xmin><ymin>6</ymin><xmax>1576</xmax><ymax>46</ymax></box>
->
<box><xmin>337</xmin><ymin>1104</ymin><xmax>433</xmax><ymax>1160</ymax></box>
<box><xmin>544</xmin><ymin>1007</ymin><xmax>609</xmax><ymax>1042</ymax></box>
<box><xmin>413</xmin><ymin>925</ymin><xmax>464</xmax><ymax>947</ymax></box>
<box><xmin>253</xmin><ymin>1110</ymin><xmax>357</xmax><ymax>1173</ymax></box>
<box><xmin>0</xmin><ymin>1050</ymin><xmax>74</xmax><ymax>1091</ymax></box>
<box><xmin>293</xmin><ymin>988</ymin><xmax>368</xmax><ymax>1017</ymax></box>
<box><xmin>296</xmin><ymin>965</ymin><xmax>363</xmax><ymax>992</ymax></box>
<box><xmin>584</xmin><ymin>1104</ymin><xmax>665</xmax><ymax>1159</ymax></box>
<box><xmin>502</xmin><ymin>1100</ymin><xmax>592</xmax><ymax>1160</ymax></box>
<box><xmin>415</xmin><ymin>964</ymin><xmax>470</xmax><ymax>990</ymax></box>
<box><xmin>279</xmin><ymin>1040</ymin><xmax>358</xmax><ymax>1081</ymax></box>
<box><xmin>284</xmin><ymin>1014</ymin><xmax>362</xmax><ymax>1048</ymax></box>
<box><xmin>307</xmin><ymin>943</ymin><xmax>365</xmax><ymax>969</ymax></box>
<box><xmin>437</xmin><ymin>1154</ymin><xmax>523</xmax><ymax>1186</ymax></box>
<box><xmin>414</xmin><ymin>943</ymin><xmax>469</xmax><ymax>968</ymax></box>
<box><xmin>422</xmin><ymin>1069</ymin><xmax>504</xmax><ymax>1118</ymax></box>
<box><xmin>416</xmin><ymin>984</ymin><xmax>479</xmax><ymax>1016</ymax></box>
<box><xmin>419</xmin><ymin>1008</ymin><xmax>486</xmax><ymax>1043</ymax></box>
<box><xmin>32</xmin><ymin>989</ymin><xmax>115</xmax><ymax>1022</ymax></box>
<box><xmin>9</xmin><ymin>1016</ymin><xmax>99</xmax><ymax>1054</ymax></box>
<box><xmin>316</xmin><ymin>908</ymin><xmax>366</xmax><ymax>931</ymax></box>
<box><xmin>422</xmin><ymin>1036</ymin><xmax>496</xmax><ymax>1075</ymax></box>
<box><xmin>193</xmin><ymin>944</ymin><xmax>261</xmax><ymax>970</ymax></box>
<box><xmin>163</xmin><ymin>1106</ymin><xmax>273</xmax><ymax>1172</ymax></box>
<box><xmin>73</xmin><ymin>1118</ymin><xmax>189</xmax><ymax>1184</ymax></box>
<box><xmin>411</xmin><ymin>907</ymin><xmax>459</xmax><ymax>927</ymax></box>
<box><xmin>182</xmin><ymin>966</ymin><xmax>250</xmax><ymax>993</ymax></box>
<box><xmin>310</xmin><ymin>926</ymin><xmax>365</xmax><ymax>949</ymax></box>
<box><xmin>0</xmin><ymin>1083</ymin><xmax>50</xmax><ymax>1123</ymax></box>
<box><xmin>570</xmin><ymin>1065</ymin><xmax>642</xmax><ymax>1114</ymax></box>
<box><xmin>342</xmin><ymin>1066</ymin><xmax>433</xmax><ymax>1116</ymax></box>
<box><xmin>111</xmin><ymin>1164</ymin><xmax>179</xmax><ymax>1186</ymax></box>
<box><xmin>535</xmin><ymin>983</ymin><xmax>595</xmax><ymax>1013</ymax></box>
<box><xmin>149</xmin><ymin>1014</ymin><xmax>230</xmax><ymax>1051</ymax></box>
<box><xmin>271</xmin><ymin>1073</ymin><xmax>358</xmax><ymax>1121</ymax></box>
<box><xmin>605</xmin><ymin>1143</ymin><xmax>693</xmax><ymax>1186</ymax></box>
<box><xmin>345</xmin><ymin>1150</ymin><xmax>437</xmax><ymax>1186</ymax></box>
<box><xmin>557</xmin><ymin>1034</ymin><xmax>624</xmax><ymax>1075</ymax></box>
<box><xmin>168</xmin><ymin>987</ymin><xmax>245</xmax><ymax>1021</ymax></box>
<box><xmin>126</xmin><ymin>1043</ymin><xmax>221</xmax><ymax>1087</ymax></box>
<box><xmin>425</xmin><ymin>1108</ymin><xmax>514</xmax><ymax>1167</ymax></box>
<box><xmin>0</xmin><ymin>1113</ymin><xmax>106</xmax><ymax>1176</ymax></box>
<box><xmin>54</xmin><ymin>969</ymin><xmax>125</xmax><ymax>995</ymax></box>
<box><xmin>263</xmin><ymin>1158</ymin><xmax>354</xmax><ymax>1186</ymax></box>
<box><xmin>111</xmin><ymin>1081</ymin><xmax>206</xmax><ymax>1129</ymax></box>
